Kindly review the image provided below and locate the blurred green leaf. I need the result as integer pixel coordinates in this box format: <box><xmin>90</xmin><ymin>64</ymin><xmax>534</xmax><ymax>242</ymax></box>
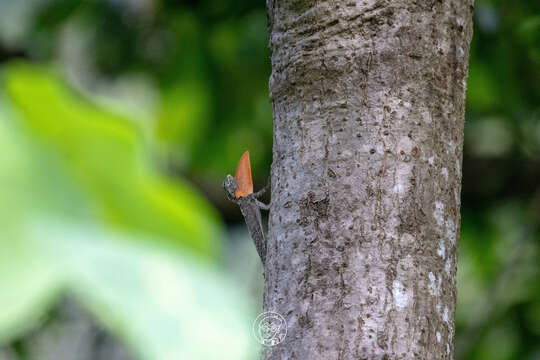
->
<box><xmin>518</xmin><ymin>16</ymin><xmax>540</xmax><ymax>44</ymax></box>
<box><xmin>0</xmin><ymin>238</ymin><xmax>64</xmax><ymax>343</ymax></box>
<box><xmin>4</xmin><ymin>62</ymin><xmax>220</xmax><ymax>257</ymax></box>
<box><xmin>30</xmin><ymin>220</ymin><xmax>257</xmax><ymax>360</ymax></box>
<box><xmin>465</xmin><ymin>117</ymin><xmax>513</xmax><ymax>157</ymax></box>
<box><xmin>0</xmin><ymin>63</ymin><xmax>257</xmax><ymax>358</ymax></box>
<box><xmin>157</xmin><ymin>79</ymin><xmax>212</xmax><ymax>157</ymax></box>
<box><xmin>518</xmin><ymin>16</ymin><xmax>540</xmax><ymax>66</ymax></box>
<box><xmin>466</xmin><ymin>60</ymin><xmax>499</xmax><ymax>112</ymax></box>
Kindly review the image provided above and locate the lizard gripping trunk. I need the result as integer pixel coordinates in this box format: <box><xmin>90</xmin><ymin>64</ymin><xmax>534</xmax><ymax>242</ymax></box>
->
<box><xmin>223</xmin><ymin>172</ymin><xmax>268</xmax><ymax>266</ymax></box>
<box><xmin>264</xmin><ymin>1</ymin><xmax>473</xmax><ymax>359</ymax></box>
<box><xmin>238</xmin><ymin>195</ymin><xmax>267</xmax><ymax>265</ymax></box>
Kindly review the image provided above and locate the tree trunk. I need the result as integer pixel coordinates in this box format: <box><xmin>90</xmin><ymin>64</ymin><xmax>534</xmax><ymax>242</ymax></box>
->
<box><xmin>264</xmin><ymin>1</ymin><xmax>473</xmax><ymax>359</ymax></box>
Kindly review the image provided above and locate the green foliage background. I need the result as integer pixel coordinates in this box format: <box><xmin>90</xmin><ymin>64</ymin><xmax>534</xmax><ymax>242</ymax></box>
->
<box><xmin>0</xmin><ymin>0</ymin><xmax>538</xmax><ymax>359</ymax></box>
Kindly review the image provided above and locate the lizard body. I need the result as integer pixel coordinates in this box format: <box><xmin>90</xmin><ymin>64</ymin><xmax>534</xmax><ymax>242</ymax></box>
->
<box><xmin>223</xmin><ymin>173</ymin><xmax>269</xmax><ymax>265</ymax></box>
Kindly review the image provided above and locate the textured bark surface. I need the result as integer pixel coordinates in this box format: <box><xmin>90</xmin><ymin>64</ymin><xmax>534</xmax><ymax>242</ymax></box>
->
<box><xmin>263</xmin><ymin>1</ymin><xmax>473</xmax><ymax>359</ymax></box>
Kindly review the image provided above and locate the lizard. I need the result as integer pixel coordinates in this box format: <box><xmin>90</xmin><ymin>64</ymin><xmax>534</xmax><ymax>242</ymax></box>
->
<box><xmin>223</xmin><ymin>151</ymin><xmax>269</xmax><ymax>265</ymax></box>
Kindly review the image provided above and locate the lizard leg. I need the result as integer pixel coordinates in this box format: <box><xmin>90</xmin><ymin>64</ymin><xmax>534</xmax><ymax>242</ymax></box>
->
<box><xmin>253</xmin><ymin>181</ymin><xmax>270</xmax><ymax>199</ymax></box>
<box><xmin>256</xmin><ymin>199</ymin><xmax>270</xmax><ymax>211</ymax></box>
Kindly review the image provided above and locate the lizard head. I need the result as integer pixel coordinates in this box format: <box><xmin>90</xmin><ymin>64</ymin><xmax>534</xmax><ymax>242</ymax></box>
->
<box><xmin>223</xmin><ymin>174</ymin><xmax>238</xmax><ymax>201</ymax></box>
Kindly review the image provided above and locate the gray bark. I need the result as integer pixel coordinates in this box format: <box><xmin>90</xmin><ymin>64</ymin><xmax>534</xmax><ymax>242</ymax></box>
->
<box><xmin>263</xmin><ymin>1</ymin><xmax>473</xmax><ymax>359</ymax></box>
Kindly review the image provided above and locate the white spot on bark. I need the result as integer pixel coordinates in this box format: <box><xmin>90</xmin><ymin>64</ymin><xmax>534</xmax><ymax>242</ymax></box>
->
<box><xmin>393</xmin><ymin>183</ymin><xmax>406</xmax><ymax>194</ymax></box>
<box><xmin>437</xmin><ymin>239</ymin><xmax>446</xmax><ymax>258</ymax></box>
<box><xmin>340</xmin><ymin>150</ymin><xmax>353</xmax><ymax>159</ymax></box>
<box><xmin>443</xmin><ymin>306</ymin><xmax>449</xmax><ymax>323</ymax></box>
<box><xmin>433</xmin><ymin>201</ymin><xmax>458</xmax><ymax>244</ymax></box>
<box><xmin>392</xmin><ymin>280</ymin><xmax>408</xmax><ymax>309</ymax></box>
<box><xmin>446</xmin><ymin>219</ymin><xmax>457</xmax><ymax>244</ymax></box>
<box><xmin>445</xmin><ymin>258</ymin><xmax>452</xmax><ymax>276</ymax></box>
<box><xmin>422</xmin><ymin>110</ymin><xmax>432</xmax><ymax>123</ymax></box>
<box><xmin>400</xmin><ymin>233</ymin><xmax>415</xmax><ymax>247</ymax></box>
<box><xmin>393</xmin><ymin>163</ymin><xmax>413</xmax><ymax>194</ymax></box>
<box><xmin>446</xmin><ymin>343</ymin><xmax>450</xmax><ymax>354</ymax></box>
<box><xmin>292</xmin><ymin>254</ymin><xmax>304</xmax><ymax>266</ymax></box>
<box><xmin>436</xmin><ymin>332</ymin><xmax>441</xmax><ymax>343</ymax></box>
<box><xmin>428</xmin><ymin>272</ymin><xmax>441</xmax><ymax>296</ymax></box>
<box><xmin>434</xmin><ymin>202</ymin><xmax>445</xmax><ymax>226</ymax></box>
<box><xmin>457</xmin><ymin>46</ymin><xmax>465</xmax><ymax>58</ymax></box>
<box><xmin>428</xmin><ymin>156</ymin><xmax>435</xmax><ymax>165</ymax></box>
<box><xmin>398</xmin><ymin>136</ymin><xmax>415</xmax><ymax>154</ymax></box>
<box><xmin>441</xmin><ymin>167</ymin><xmax>448</xmax><ymax>180</ymax></box>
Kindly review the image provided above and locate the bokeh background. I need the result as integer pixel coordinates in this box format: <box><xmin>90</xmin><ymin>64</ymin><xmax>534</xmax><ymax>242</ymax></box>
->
<box><xmin>0</xmin><ymin>0</ymin><xmax>538</xmax><ymax>359</ymax></box>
